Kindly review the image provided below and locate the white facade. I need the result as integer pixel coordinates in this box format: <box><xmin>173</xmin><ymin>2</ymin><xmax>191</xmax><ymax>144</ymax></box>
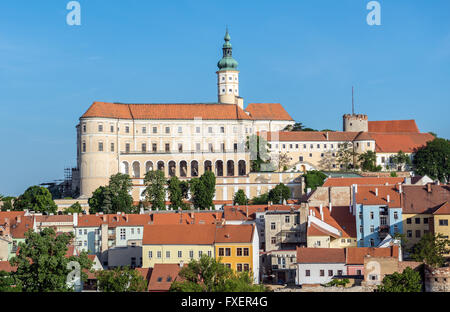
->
<box><xmin>296</xmin><ymin>262</ymin><xmax>347</xmax><ymax>285</ymax></box>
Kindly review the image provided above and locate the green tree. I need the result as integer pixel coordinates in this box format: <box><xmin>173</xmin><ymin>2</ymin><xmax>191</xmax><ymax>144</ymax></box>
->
<box><xmin>167</xmin><ymin>176</ymin><xmax>186</xmax><ymax>210</ymax></box>
<box><xmin>170</xmin><ymin>255</ymin><xmax>267</xmax><ymax>292</ymax></box>
<box><xmin>268</xmin><ymin>183</ymin><xmax>291</xmax><ymax>204</ymax></box>
<box><xmin>143</xmin><ymin>170</ymin><xmax>167</xmax><ymax>210</ymax></box>
<box><xmin>0</xmin><ymin>196</ymin><xmax>15</xmax><ymax>211</ymax></box>
<box><xmin>358</xmin><ymin>150</ymin><xmax>380</xmax><ymax>172</ymax></box>
<box><xmin>96</xmin><ymin>266</ymin><xmax>148</xmax><ymax>292</ymax></box>
<box><xmin>233</xmin><ymin>189</ymin><xmax>249</xmax><ymax>205</ymax></box>
<box><xmin>391</xmin><ymin>151</ymin><xmax>412</xmax><ymax>171</ymax></box>
<box><xmin>13</xmin><ymin>186</ymin><xmax>58</xmax><ymax>214</ymax></box>
<box><xmin>190</xmin><ymin>171</ymin><xmax>216</xmax><ymax>210</ymax></box>
<box><xmin>88</xmin><ymin>173</ymin><xmax>134</xmax><ymax>214</ymax></box>
<box><xmin>409</xmin><ymin>233</ymin><xmax>450</xmax><ymax>268</ymax></box>
<box><xmin>63</xmin><ymin>202</ymin><xmax>84</xmax><ymax>215</ymax></box>
<box><xmin>413</xmin><ymin>138</ymin><xmax>450</xmax><ymax>183</ymax></box>
<box><xmin>247</xmin><ymin>135</ymin><xmax>272</xmax><ymax>172</ymax></box>
<box><xmin>0</xmin><ymin>271</ymin><xmax>21</xmax><ymax>292</ymax></box>
<box><xmin>9</xmin><ymin>228</ymin><xmax>92</xmax><ymax>292</ymax></box>
<box><xmin>377</xmin><ymin>267</ymin><xmax>422</xmax><ymax>292</ymax></box>
<box><xmin>304</xmin><ymin>170</ymin><xmax>327</xmax><ymax>192</ymax></box>
<box><xmin>250</xmin><ymin>193</ymin><xmax>269</xmax><ymax>205</ymax></box>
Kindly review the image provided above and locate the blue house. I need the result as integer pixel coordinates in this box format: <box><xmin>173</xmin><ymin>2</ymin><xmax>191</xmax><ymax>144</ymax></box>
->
<box><xmin>352</xmin><ymin>184</ymin><xmax>403</xmax><ymax>247</ymax></box>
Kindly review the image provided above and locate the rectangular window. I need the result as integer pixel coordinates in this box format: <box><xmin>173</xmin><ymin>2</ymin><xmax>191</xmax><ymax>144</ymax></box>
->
<box><xmin>225</xmin><ymin>248</ymin><xmax>231</xmax><ymax>257</ymax></box>
<box><xmin>208</xmin><ymin>251</ymin><xmax>212</xmax><ymax>257</ymax></box>
<box><xmin>439</xmin><ymin>219</ymin><xmax>448</xmax><ymax>226</ymax></box>
<box><xmin>131</xmin><ymin>228</ymin><xmax>134</xmax><ymax>235</ymax></box>
<box><xmin>234</xmin><ymin>143</ymin><xmax>238</xmax><ymax>152</ymax></box>
<box><xmin>370</xmin><ymin>225</ymin><xmax>375</xmax><ymax>233</ymax></box>
<box><xmin>243</xmin><ymin>264</ymin><xmax>249</xmax><ymax>272</ymax></box>
<box><xmin>424</xmin><ymin>218</ymin><xmax>429</xmax><ymax>224</ymax></box>
<box><xmin>82</xmin><ymin>124</ymin><xmax>86</xmax><ymax>132</ymax></box>
<box><xmin>415</xmin><ymin>218</ymin><xmax>420</xmax><ymax>224</ymax></box>
<box><xmin>125</xmin><ymin>126</ymin><xmax>130</xmax><ymax>133</ymax></box>
<box><xmin>178</xmin><ymin>144</ymin><xmax>183</xmax><ymax>153</ymax></box>
<box><xmin>208</xmin><ymin>127</ymin><xmax>213</xmax><ymax>134</ymax></box>
<box><xmin>165</xmin><ymin>143</ymin><xmax>170</xmax><ymax>152</ymax></box>
<box><xmin>320</xmin><ymin>270</ymin><xmax>325</xmax><ymax>277</ymax></box>
<box><xmin>178</xmin><ymin>126</ymin><xmax>182</xmax><ymax>133</ymax></box>
<box><xmin>328</xmin><ymin>270</ymin><xmax>333</xmax><ymax>276</ymax></box>
<box><xmin>148</xmin><ymin>251</ymin><xmax>152</xmax><ymax>258</ymax></box>
<box><xmin>157</xmin><ymin>251</ymin><xmax>162</xmax><ymax>258</ymax></box>
<box><xmin>243</xmin><ymin>248</ymin><xmax>249</xmax><ymax>256</ymax></box>
<box><xmin>271</xmin><ymin>237</ymin><xmax>276</xmax><ymax>244</ymax></box>
<box><xmin>166</xmin><ymin>251</ymin><xmax>170</xmax><ymax>258</ymax></box>
<box><xmin>415</xmin><ymin>230</ymin><xmax>421</xmax><ymax>238</ymax></box>
<box><xmin>285</xmin><ymin>216</ymin><xmax>290</xmax><ymax>223</ymax></box>
<box><xmin>337</xmin><ymin>270</ymin><xmax>343</xmax><ymax>276</ymax></box>
<box><xmin>271</xmin><ymin>222</ymin><xmax>276</xmax><ymax>230</ymax></box>
<box><xmin>178</xmin><ymin>251</ymin><xmax>182</xmax><ymax>258</ymax></box>
<box><xmin>111</xmin><ymin>143</ymin><xmax>114</xmax><ymax>152</ymax></box>
<box><xmin>198</xmin><ymin>250</ymin><xmax>202</xmax><ymax>257</ymax></box>
<box><xmin>120</xmin><ymin>229</ymin><xmax>126</xmax><ymax>240</ymax></box>
<box><xmin>394</xmin><ymin>211</ymin><xmax>398</xmax><ymax>220</ymax></box>
<box><xmin>125</xmin><ymin>143</ymin><xmax>130</xmax><ymax>153</ymax></box>
<box><xmin>98</xmin><ymin>142</ymin><xmax>103</xmax><ymax>152</ymax></box>
<box><xmin>142</xmin><ymin>127</ymin><xmax>146</xmax><ymax>134</ymax></box>
<box><xmin>142</xmin><ymin>143</ymin><xmax>146</xmax><ymax>152</ymax></box>
<box><xmin>152</xmin><ymin>143</ymin><xmax>157</xmax><ymax>152</ymax></box>
<box><xmin>219</xmin><ymin>248</ymin><xmax>224</xmax><ymax>257</ymax></box>
<box><xmin>165</xmin><ymin>127</ymin><xmax>170</xmax><ymax>134</ymax></box>
<box><xmin>407</xmin><ymin>218</ymin><xmax>412</xmax><ymax>224</ymax></box>
<box><xmin>370</xmin><ymin>212</ymin><xmax>374</xmax><ymax>220</ymax></box>
<box><xmin>153</xmin><ymin>127</ymin><xmax>157</xmax><ymax>134</ymax></box>
<box><xmin>82</xmin><ymin>142</ymin><xmax>86</xmax><ymax>153</ymax></box>
<box><xmin>98</xmin><ymin>124</ymin><xmax>103</xmax><ymax>132</ymax></box>
<box><xmin>305</xmin><ymin>270</ymin><xmax>310</xmax><ymax>277</ymax></box>
<box><xmin>189</xmin><ymin>250</ymin><xmax>194</xmax><ymax>258</ymax></box>
<box><xmin>220</xmin><ymin>126</ymin><xmax>225</xmax><ymax>133</ymax></box>
<box><xmin>196</xmin><ymin>143</ymin><xmax>201</xmax><ymax>152</ymax></box>
<box><xmin>236</xmin><ymin>248</ymin><xmax>242</xmax><ymax>256</ymax></box>
<box><xmin>236</xmin><ymin>264</ymin><xmax>243</xmax><ymax>272</ymax></box>
<box><xmin>196</xmin><ymin>127</ymin><xmax>200</xmax><ymax>134</ymax></box>
<box><xmin>407</xmin><ymin>230</ymin><xmax>412</xmax><ymax>238</ymax></box>
<box><xmin>357</xmin><ymin>270</ymin><xmax>362</xmax><ymax>275</ymax></box>
<box><xmin>221</xmin><ymin>143</ymin><xmax>225</xmax><ymax>152</ymax></box>
<box><xmin>209</xmin><ymin>143</ymin><xmax>214</xmax><ymax>152</ymax></box>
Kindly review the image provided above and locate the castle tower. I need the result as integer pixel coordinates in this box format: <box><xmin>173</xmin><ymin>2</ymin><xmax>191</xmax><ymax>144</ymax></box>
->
<box><xmin>217</xmin><ymin>29</ymin><xmax>241</xmax><ymax>107</ymax></box>
<box><xmin>343</xmin><ymin>114</ymin><xmax>369</xmax><ymax>132</ymax></box>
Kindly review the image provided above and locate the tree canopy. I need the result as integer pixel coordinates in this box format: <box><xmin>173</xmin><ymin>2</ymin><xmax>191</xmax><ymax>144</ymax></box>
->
<box><xmin>358</xmin><ymin>150</ymin><xmax>381</xmax><ymax>172</ymax></box>
<box><xmin>63</xmin><ymin>201</ymin><xmax>84</xmax><ymax>215</ymax></box>
<box><xmin>167</xmin><ymin>176</ymin><xmax>188</xmax><ymax>210</ymax></box>
<box><xmin>377</xmin><ymin>267</ymin><xmax>422</xmax><ymax>292</ymax></box>
<box><xmin>413</xmin><ymin>138</ymin><xmax>450</xmax><ymax>183</ymax></box>
<box><xmin>268</xmin><ymin>183</ymin><xmax>291</xmax><ymax>204</ymax></box>
<box><xmin>13</xmin><ymin>186</ymin><xmax>58</xmax><ymax>214</ymax></box>
<box><xmin>88</xmin><ymin>173</ymin><xmax>134</xmax><ymax>214</ymax></box>
<box><xmin>190</xmin><ymin>171</ymin><xmax>216</xmax><ymax>210</ymax></box>
<box><xmin>233</xmin><ymin>189</ymin><xmax>249</xmax><ymax>205</ymax></box>
<box><xmin>9</xmin><ymin>228</ymin><xmax>92</xmax><ymax>292</ymax></box>
<box><xmin>304</xmin><ymin>170</ymin><xmax>327</xmax><ymax>192</ymax></box>
<box><xmin>96</xmin><ymin>266</ymin><xmax>148</xmax><ymax>292</ymax></box>
<box><xmin>142</xmin><ymin>170</ymin><xmax>167</xmax><ymax>210</ymax></box>
<box><xmin>170</xmin><ymin>255</ymin><xmax>267</xmax><ymax>292</ymax></box>
<box><xmin>409</xmin><ymin>233</ymin><xmax>450</xmax><ymax>268</ymax></box>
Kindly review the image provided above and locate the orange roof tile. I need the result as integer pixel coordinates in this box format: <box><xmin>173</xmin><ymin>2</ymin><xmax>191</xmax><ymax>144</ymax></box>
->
<box><xmin>402</xmin><ymin>184</ymin><xmax>450</xmax><ymax>214</ymax></box>
<box><xmin>309</xmin><ymin>206</ymin><xmax>356</xmax><ymax>238</ymax></box>
<box><xmin>77</xmin><ymin>214</ymin><xmax>152</xmax><ymax>227</ymax></box>
<box><xmin>323</xmin><ymin>177</ymin><xmax>404</xmax><ymax>187</ymax></box>
<box><xmin>148</xmin><ymin>264</ymin><xmax>182</xmax><ymax>292</ymax></box>
<box><xmin>223</xmin><ymin>205</ymin><xmax>300</xmax><ymax>221</ymax></box>
<box><xmin>368</xmin><ymin>120</ymin><xmax>419</xmax><ymax>133</ymax></box>
<box><xmin>35</xmin><ymin>215</ymin><xmax>73</xmax><ymax>223</ymax></box>
<box><xmin>371</xmin><ymin>132</ymin><xmax>434</xmax><ymax>153</ymax></box>
<box><xmin>10</xmin><ymin>216</ymin><xmax>34</xmax><ymax>239</ymax></box>
<box><xmin>346</xmin><ymin>246</ymin><xmax>399</xmax><ymax>264</ymax></box>
<box><xmin>81</xmin><ymin>102</ymin><xmax>252</xmax><ymax>120</ymax></box>
<box><xmin>215</xmin><ymin>224</ymin><xmax>254</xmax><ymax>243</ymax></box>
<box><xmin>151</xmin><ymin>211</ymin><xmax>222</xmax><ymax>225</ymax></box>
<box><xmin>355</xmin><ymin>185</ymin><xmax>402</xmax><ymax>208</ymax></box>
<box><xmin>296</xmin><ymin>247</ymin><xmax>346</xmax><ymax>263</ymax></box>
<box><xmin>432</xmin><ymin>202</ymin><xmax>450</xmax><ymax>215</ymax></box>
<box><xmin>245</xmin><ymin>103</ymin><xmax>293</xmax><ymax>121</ymax></box>
<box><xmin>143</xmin><ymin>224</ymin><xmax>216</xmax><ymax>245</ymax></box>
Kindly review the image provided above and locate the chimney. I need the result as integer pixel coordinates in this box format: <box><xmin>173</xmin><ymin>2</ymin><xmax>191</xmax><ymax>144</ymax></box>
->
<box><xmin>375</xmin><ymin>188</ymin><xmax>378</xmax><ymax>197</ymax></box>
<box><xmin>73</xmin><ymin>213</ymin><xmax>78</xmax><ymax>227</ymax></box>
<box><xmin>319</xmin><ymin>204</ymin><xmax>324</xmax><ymax>221</ymax></box>
<box><xmin>354</xmin><ymin>184</ymin><xmax>358</xmax><ymax>193</ymax></box>
<box><xmin>399</xmin><ymin>184</ymin><xmax>402</xmax><ymax>194</ymax></box>
<box><xmin>125</xmin><ymin>214</ymin><xmax>129</xmax><ymax>222</ymax></box>
<box><xmin>387</xmin><ymin>195</ymin><xmax>390</xmax><ymax>203</ymax></box>
<box><xmin>427</xmin><ymin>183</ymin><xmax>432</xmax><ymax>193</ymax></box>
<box><xmin>326</xmin><ymin>132</ymin><xmax>329</xmax><ymax>140</ymax></box>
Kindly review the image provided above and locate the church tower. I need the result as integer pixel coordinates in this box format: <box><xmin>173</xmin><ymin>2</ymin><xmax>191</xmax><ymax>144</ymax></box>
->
<box><xmin>217</xmin><ymin>29</ymin><xmax>241</xmax><ymax>107</ymax></box>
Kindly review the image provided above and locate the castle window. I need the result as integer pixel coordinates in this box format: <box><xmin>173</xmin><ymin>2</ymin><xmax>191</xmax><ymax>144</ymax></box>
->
<box><xmin>82</xmin><ymin>142</ymin><xmax>86</xmax><ymax>153</ymax></box>
<box><xmin>222</xmin><ymin>77</ymin><xmax>225</xmax><ymax>81</ymax></box>
<box><xmin>229</xmin><ymin>76</ymin><xmax>232</xmax><ymax>80</ymax></box>
<box><xmin>111</xmin><ymin>143</ymin><xmax>114</xmax><ymax>152</ymax></box>
<box><xmin>110</xmin><ymin>125</ymin><xmax>114</xmax><ymax>133</ymax></box>
<box><xmin>98</xmin><ymin>124</ymin><xmax>103</xmax><ymax>132</ymax></box>
<box><xmin>178</xmin><ymin>144</ymin><xmax>183</xmax><ymax>153</ymax></box>
<box><xmin>153</xmin><ymin>127</ymin><xmax>157</xmax><ymax>134</ymax></box>
<box><xmin>142</xmin><ymin>143</ymin><xmax>146</xmax><ymax>152</ymax></box>
<box><xmin>142</xmin><ymin>127</ymin><xmax>146</xmax><ymax>134</ymax></box>
<box><xmin>196</xmin><ymin>127</ymin><xmax>200</xmax><ymax>134</ymax></box>
<box><xmin>317</xmin><ymin>144</ymin><xmax>320</xmax><ymax>149</ymax></box>
<box><xmin>82</xmin><ymin>124</ymin><xmax>86</xmax><ymax>132</ymax></box>
<box><xmin>196</xmin><ymin>143</ymin><xmax>201</xmax><ymax>152</ymax></box>
<box><xmin>208</xmin><ymin>127</ymin><xmax>213</xmax><ymax>134</ymax></box>
<box><xmin>229</xmin><ymin>89</ymin><xmax>232</xmax><ymax>93</ymax></box>
<box><xmin>152</xmin><ymin>143</ymin><xmax>157</xmax><ymax>152</ymax></box>
<box><xmin>310</xmin><ymin>144</ymin><xmax>313</xmax><ymax>149</ymax></box>
<box><xmin>165</xmin><ymin>144</ymin><xmax>170</xmax><ymax>152</ymax></box>
<box><xmin>165</xmin><ymin>127</ymin><xmax>170</xmax><ymax>134</ymax></box>
<box><xmin>98</xmin><ymin>142</ymin><xmax>103</xmax><ymax>152</ymax></box>
<box><xmin>220</xmin><ymin>126</ymin><xmax>225</xmax><ymax>133</ymax></box>
<box><xmin>222</xmin><ymin>89</ymin><xmax>225</xmax><ymax>93</ymax></box>
<box><xmin>178</xmin><ymin>126</ymin><xmax>182</xmax><ymax>133</ymax></box>
<box><xmin>125</xmin><ymin>143</ymin><xmax>130</xmax><ymax>153</ymax></box>
<box><xmin>125</xmin><ymin>126</ymin><xmax>130</xmax><ymax>133</ymax></box>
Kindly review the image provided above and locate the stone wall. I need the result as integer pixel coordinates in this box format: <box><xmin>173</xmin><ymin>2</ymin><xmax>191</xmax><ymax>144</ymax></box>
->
<box><xmin>425</xmin><ymin>265</ymin><xmax>450</xmax><ymax>292</ymax></box>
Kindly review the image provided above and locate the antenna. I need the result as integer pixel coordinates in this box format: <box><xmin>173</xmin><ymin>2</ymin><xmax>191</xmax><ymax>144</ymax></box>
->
<box><xmin>352</xmin><ymin>86</ymin><xmax>354</xmax><ymax>115</ymax></box>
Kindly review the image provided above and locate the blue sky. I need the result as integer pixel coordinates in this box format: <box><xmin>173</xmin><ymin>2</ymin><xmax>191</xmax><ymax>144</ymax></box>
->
<box><xmin>0</xmin><ymin>0</ymin><xmax>449</xmax><ymax>196</ymax></box>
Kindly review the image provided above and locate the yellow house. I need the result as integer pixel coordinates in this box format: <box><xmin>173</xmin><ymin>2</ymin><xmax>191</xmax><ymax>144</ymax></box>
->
<box><xmin>214</xmin><ymin>224</ymin><xmax>259</xmax><ymax>283</ymax></box>
<box><xmin>142</xmin><ymin>224</ymin><xmax>216</xmax><ymax>268</ymax></box>
<box><xmin>402</xmin><ymin>184</ymin><xmax>449</xmax><ymax>251</ymax></box>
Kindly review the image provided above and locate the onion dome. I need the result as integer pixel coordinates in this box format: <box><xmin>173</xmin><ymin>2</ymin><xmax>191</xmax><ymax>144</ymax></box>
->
<box><xmin>217</xmin><ymin>29</ymin><xmax>238</xmax><ymax>71</ymax></box>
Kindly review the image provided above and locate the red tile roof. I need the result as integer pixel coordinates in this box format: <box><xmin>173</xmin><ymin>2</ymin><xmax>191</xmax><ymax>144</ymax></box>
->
<box><xmin>308</xmin><ymin>206</ymin><xmax>356</xmax><ymax>238</ymax></box>
<box><xmin>0</xmin><ymin>261</ymin><xmax>16</xmax><ymax>272</ymax></box>
<box><xmin>151</xmin><ymin>211</ymin><xmax>223</xmax><ymax>225</ymax></box>
<box><xmin>323</xmin><ymin>177</ymin><xmax>404</xmax><ymax>187</ymax></box>
<box><xmin>345</xmin><ymin>246</ymin><xmax>399</xmax><ymax>265</ymax></box>
<box><xmin>245</xmin><ymin>103</ymin><xmax>293</xmax><ymax>121</ymax></box>
<box><xmin>433</xmin><ymin>202</ymin><xmax>450</xmax><ymax>215</ymax></box>
<box><xmin>10</xmin><ymin>216</ymin><xmax>34</xmax><ymax>238</ymax></box>
<box><xmin>215</xmin><ymin>224</ymin><xmax>254</xmax><ymax>243</ymax></box>
<box><xmin>296</xmin><ymin>247</ymin><xmax>346</xmax><ymax>263</ymax></box>
<box><xmin>82</xmin><ymin>102</ymin><xmax>252</xmax><ymax>120</ymax></box>
<box><xmin>35</xmin><ymin>215</ymin><xmax>73</xmax><ymax>223</ymax></box>
<box><xmin>368</xmin><ymin>120</ymin><xmax>419</xmax><ymax>133</ymax></box>
<box><xmin>371</xmin><ymin>132</ymin><xmax>434</xmax><ymax>153</ymax></box>
<box><xmin>355</xmin><ymin>185</ymin><xmax>402</xmax><ymax>208</ymax></box>
<box><xmin>223</xmin><ymin>205</ymin><xmax>300</xmax><ymax>221</ymax></box>
<box><xmin>77</xmin><ymin>214</ymin><xmax>152</xmax><ymax>227</ymax></box>
<box><xmin>143</xmin><ymin>224</ymin><xmax>216</xmax><ymax>245</ymax></box>
<box><xmin>148</xmin><ymin>264</ymin><xmax>182</xmax><ymax>292</ymax></box>
<box><xmin>402</xmin><ymin>184</ymin><xmax>450</xmax><ymax>214</ymax></box>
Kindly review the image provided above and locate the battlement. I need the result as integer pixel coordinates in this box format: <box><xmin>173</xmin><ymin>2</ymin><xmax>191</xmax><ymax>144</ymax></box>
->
<box><xmin>343</xmin><ymin>114</ymin><xmax>368</xmax><ymax>132</ymax></box>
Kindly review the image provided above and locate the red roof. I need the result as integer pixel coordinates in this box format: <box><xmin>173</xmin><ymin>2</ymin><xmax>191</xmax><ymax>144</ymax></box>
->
<box><xmin>82</xmin><ymin>102</ymin><xmax>252</xmax><ymax>120</ymax></box>
<box><xmin>223</xmin><ymin>205</ymin><xmax>300</xmax><ymax>221</ymax></box>
<box><xmin>77</xmin><ymin>214</ymin><xmax>152</xmax><ymax>227</ymax></box>
<box><xmin>368</xmin><ymin>120</ymin><xmax>419</xmax><ymax>133</ymax></box>
<box><xmin>371</xmin><ymin>132</ymin><xmax>434</xmax><ymax>153</ymax></box>
<box><xmin>215</xmin><ymin>224</ymin><xmax>254</xmax><ymax>243</ymax></box>
<box><xmin>245</xmin><ymin>103</ymin><xmax>293</xmax><ymax>121</ymax></box>
<box><xmin>308</xmin><ymin>206</ymin><xmax>356</xmax><ymax>238</ymax></box>
<box><xmin>148</xmin><ymin>264</ymin><xmax>182</xmax><ymax>292</ymax></box>
<box><xmin>433</xmin><ymin>202</ymin><xmax>450</xmax><ymax>215</ymax></box>
<box><xmin>346</xmin><ymin>246</ymin><xmax>399</xmax><ymax>265</ymax></box>
<box><xmin>323</xmin><ymin>177</ymin><xmax>404</xmax><ymax>187</ymax></box>
<box><xmin>296</xmin><ymin>247</ymin><xmax>346</xmax><ymax>263</ymax></box>
<box><xmin>355</xmin><ymin>185</ymin><xmax>402</xmax><ymax>208</ymax></box>
<box><xmin>402</xmin><ymin>184</ymin><xmax>450</xmax><ymax>214</ymax></box>
<box><xmin>151</xmin><ymin>211</ymin><xmax>222</xmax><ymax>225</ymax></box>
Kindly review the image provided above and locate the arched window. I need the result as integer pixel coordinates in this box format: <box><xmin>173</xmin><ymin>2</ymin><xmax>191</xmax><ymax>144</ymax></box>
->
<box><xmin>168</xmin><ymin>161</ymin><xmax>176</xmax><ymax>177</ymax></box>
<box><xmin>132</xmin><ymin>161</ymin><xmax>140</xmax><ymax>178</ymax></box>
<box><xmin>191</xmin><ymin>161</ymin><xmax>199</xmax><ymax>177</ymax></box>
<box><xmin>121</xmin><ymin>161</ymin><xmax>129</xmax><ymax>175</ymax></box>
<box><xmin>180</xmin><ymin>161</ymin><xmax>187</xmax><ymax>177</ymax></box>
<box><xmin>215</xmin><ymin>160</ymin><xmax>223</xmax><ymax>177</ymax></box>
<box><xmin>204</xmin><ymin>160</ymin><xmax>212</xmax><ymax>172</ymax></box>
<box><xmin>238</xmin><ymin>160</ymin><xmax>246</xmax><ymax>176</ymax></box>
<box><xmin>157</xmin><ymin>161</ymin><xmax>165</xmax><ymax>173</ymax></box>
<box><xmin>145</xmin><ymin>161</ymin><xmax>154</xmax><ymax>173</ymax></box>
<box><xmin>227</xmin><ymin>160</ymin><xmax>234</xmax><ymax>176</ymax></box>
